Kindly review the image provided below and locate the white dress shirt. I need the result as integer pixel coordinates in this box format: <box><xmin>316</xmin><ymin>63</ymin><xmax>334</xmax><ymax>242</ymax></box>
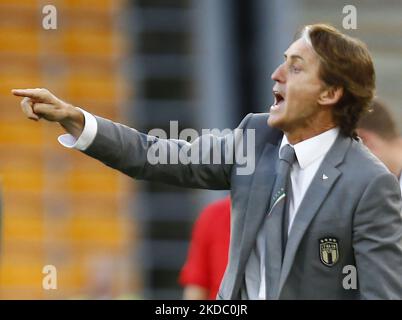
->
<box><xmin>399</xmin><ymin>174</ymin><xmax>402</xmax><ymax>193</ymax></box>
<box><xmin>253</xmin><ymin>127</ymin><xmax>340</xmax><ymax>299</ymax></box>
<box><xmin>281</xmin><ymin>127</ymin><xmax>340</xmax><ymax>234</ymax></box>
<box><xmin>58</xmin><ymin>108</ymin><xmax>98</xmax><ymax>150</ymax></box>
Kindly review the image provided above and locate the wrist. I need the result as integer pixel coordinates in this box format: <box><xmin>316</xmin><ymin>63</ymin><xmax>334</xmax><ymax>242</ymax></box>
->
<box><xmin>68</xmin><ymin>104</ymin><xmax>83</xmax><ymax>122</ymax></box>
<box><xmin>60</xmin><ymin>104</ymin><xmax>85</xmax><ymax>138</ymax></box>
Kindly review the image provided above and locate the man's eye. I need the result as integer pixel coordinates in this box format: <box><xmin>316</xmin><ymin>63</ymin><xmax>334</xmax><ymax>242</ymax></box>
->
<box><xmin>290</xmin><ymin>65</ymin><xmax>301</xmax><ymax>73</ymax></box>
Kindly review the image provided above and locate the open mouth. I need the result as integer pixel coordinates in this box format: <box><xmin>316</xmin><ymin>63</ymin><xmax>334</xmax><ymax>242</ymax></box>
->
<box><xmin>271</xmin><ymin>90</ymin><xmax>285</xmax><ymax>110</ymax></box>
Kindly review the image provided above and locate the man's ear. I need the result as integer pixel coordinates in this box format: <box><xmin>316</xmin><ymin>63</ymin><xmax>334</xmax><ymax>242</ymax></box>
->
<box><xmin>356</xmin><ymin>129</ymin><xmax>369</xmax><ymax>143</ymax></box>
<box><xmin>318</xmin><ymin>86</ymin><xmax>343</xmax><ymax>106</ymax></box>
<box><xmin>356</xmin><ymin>128</ymin><xmax>377</xmax><ymax>149</ymax></box>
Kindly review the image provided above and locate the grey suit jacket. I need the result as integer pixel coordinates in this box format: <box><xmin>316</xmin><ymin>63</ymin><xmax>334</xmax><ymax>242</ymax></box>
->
<box><xmin>82</xmin><ymin>113</ymin><xmax>402</xmax><ymax>299</ymax></box>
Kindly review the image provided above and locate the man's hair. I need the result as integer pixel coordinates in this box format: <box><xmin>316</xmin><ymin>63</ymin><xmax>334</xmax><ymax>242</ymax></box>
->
<box><xmin>298</xmin><ymin>24</ymin><xmax>376</xmax><ymax>139</ymax></box>
<box><xmin>357</xmin><ymin>98</ymin><xmax>399</xmax><ymax>140</ymax></box>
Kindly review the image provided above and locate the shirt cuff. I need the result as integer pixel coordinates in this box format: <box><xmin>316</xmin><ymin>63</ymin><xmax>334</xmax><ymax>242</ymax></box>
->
<box><xmin>57</xmin><ymin>108</ymin><xmax>98</xmax><ymax>151</ymax></box>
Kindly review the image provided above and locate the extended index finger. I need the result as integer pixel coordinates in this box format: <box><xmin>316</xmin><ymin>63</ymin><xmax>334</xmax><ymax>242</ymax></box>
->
<box><xmin>11</xmin><ymin>88</ymin><xmax>49</xmax><ymax>102</ymax></box>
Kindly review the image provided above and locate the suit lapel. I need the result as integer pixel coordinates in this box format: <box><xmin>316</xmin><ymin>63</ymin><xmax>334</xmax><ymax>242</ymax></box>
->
<box><xmin>277</xmin><ymin>134</ymin><xmax>352</xmax><ymax>296</ymax></box>
<box><xmin>231</xmin><ymin>142</ymin><xmax>279</xmax><ymax>297</ymax></box>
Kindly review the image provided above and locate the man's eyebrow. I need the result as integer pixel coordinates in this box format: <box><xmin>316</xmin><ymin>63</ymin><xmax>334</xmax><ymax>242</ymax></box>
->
<box><xmin>284</xmin><ymin>53</ymin><xmax>305</xmax><ymax>62</ymax></box>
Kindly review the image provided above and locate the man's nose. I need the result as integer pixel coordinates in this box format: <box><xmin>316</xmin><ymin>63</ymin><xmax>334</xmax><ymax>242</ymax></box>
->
<box><xmin>271</xmin><ymin>63</ymin><xmax>286</xmax><ymax>83</ymax></box>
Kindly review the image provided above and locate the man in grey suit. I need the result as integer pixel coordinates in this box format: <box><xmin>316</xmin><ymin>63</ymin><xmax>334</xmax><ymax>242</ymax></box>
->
<box><xmin>12</xmin><ymin>24</ymin><xmax>402</xmax><ymax>299</ymax></box>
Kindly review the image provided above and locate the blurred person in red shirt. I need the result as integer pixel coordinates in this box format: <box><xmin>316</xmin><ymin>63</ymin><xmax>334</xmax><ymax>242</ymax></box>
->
<box><xmin>179</xmin><ymin>196</ymin><xmax>230</xmax><ymax>300</ymax></box>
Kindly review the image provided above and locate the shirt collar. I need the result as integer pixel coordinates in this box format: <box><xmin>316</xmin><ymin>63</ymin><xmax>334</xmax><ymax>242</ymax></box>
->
<box><xmin>280</xmin><ymin>127</ymin><xmax>340</xmax><ymax>169</ymax></box>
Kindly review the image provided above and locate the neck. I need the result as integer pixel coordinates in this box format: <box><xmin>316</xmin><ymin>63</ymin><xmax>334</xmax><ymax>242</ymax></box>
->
<box><xmin>284</xmin><ymin>123</ymin><xmax>337</xmax><ymax>145</ymax></box>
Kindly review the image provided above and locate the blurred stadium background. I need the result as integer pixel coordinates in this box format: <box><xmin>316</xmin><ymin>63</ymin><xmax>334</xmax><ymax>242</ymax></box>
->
<box><xmin>0</xmin><ymin>0</ymin><xmax>401</xmax><ymax>299</ymax></box>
